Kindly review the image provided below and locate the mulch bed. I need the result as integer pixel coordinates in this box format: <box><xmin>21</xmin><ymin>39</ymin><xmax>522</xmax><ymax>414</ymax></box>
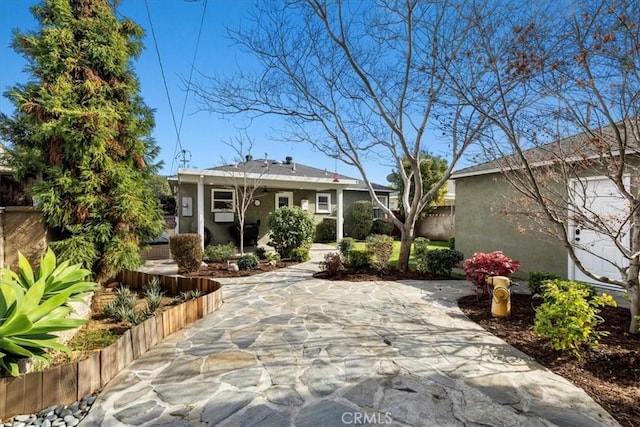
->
<box><xmin>184</xmin><ymin>259</ymin><xmax>299</xmax><ymax>278</ymax></box>
<box><xmin>313</xmin><ymin>268</ymin><xmax>441</xmax><ymax>281</ymax></box>
<box><xmin>458</xmin><ymin>293</ymin><xmax>640</xmax><ymax>427</ymax></box>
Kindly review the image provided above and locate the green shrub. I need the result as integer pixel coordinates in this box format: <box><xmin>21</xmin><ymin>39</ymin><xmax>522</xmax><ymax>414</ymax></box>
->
<box><xmin>426</xmin><ymin>249</ymin><xmax>464</xmax><ymax>277</ymax></box>
<box><xmin>413</xmin><ymin>237</ymin><xmax>430</xmax><ymax>273</ymax></box>
<box><xmin>371</xmin><ymin>219</ymin><xmax>395</xmax><ymax>236</ymax></box>
<box><xmin>255</xmin><ymin>247</ymin><xmax>267</xmax><ymax>260</ymax></box>
<box><xmin>266</xmin><ymin>252</ymin><xmax>281</xmax><ymax>264</ymax></box>
<box><xmin>345</xmin><ymin>201</ymin><xmax>373</xmax><ymax>240</ymax></box>
<box><xmin>533</xmin><ymin>280</ymin><xmax>617</xmax><ymax>357</ymax></box>
<box><xmin>320</xmin><ymin>252</ymin><xmax>345</xmax><ymax>274</ymax></box>
<box><xmin>448</xmin><ymin>237</ymin><xmax>455</xmax><ymax>250</ymax></box>
<box><xmin>316</xmin><ymin>217</ymin><xmax>337</xmax><ymax>243</ymax></box>
<box><xmin>365</xmin><ymin>234</ymin><xmax>394</xmax><ymax>271</ymax></box>
<box><xmin>268</xmin><ymin>206</ymin><xmax>315</xmax><ymax>258</ymax></box>
<box><xmin>291</xmin><ymin>247</ymin><xmax>311</xmax><ymax>262</ymax></box>
<box><xmin>347</xmin><ymin>250</ymin><xmax>371</xmax><ymax>269</ymax></box>
<box><xmin>528</xmin><ymin>271</ymin><xmax>562</xmax><ymax>296</ymax></box>
<box><xmin>0</xmin><ymin>251</ymin><xmax>95</xmax><ymax>376</ymax></box>
<box><xmin>238</xmin><ymin>254</ymin><xmax>259</xmax><ymax>270</ymax></box>
<box><xmin>338</xmin><ymin>237</ymin><xmax>355</xmax><ymax>257</ymax></box>
<box><xmin>143</xmin><ymin>277</ymin><xmax>165</xmax><ymax>313</ymax></box>
<box><xmin>203</xmin><ymin>243</ymin><xmax>236</xmax><ymax>263</ymax></box>
<box><xmin>170</xmin><ymin>234</ymin><xmax>203</xmax><ymax>273</ymax></box>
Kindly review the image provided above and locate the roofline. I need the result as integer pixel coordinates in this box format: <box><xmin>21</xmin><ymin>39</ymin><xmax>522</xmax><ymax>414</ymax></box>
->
<box><xmin>175</xmin><ymin>167</ymin><xmax>359</xmax><ymax>186</ymax></box>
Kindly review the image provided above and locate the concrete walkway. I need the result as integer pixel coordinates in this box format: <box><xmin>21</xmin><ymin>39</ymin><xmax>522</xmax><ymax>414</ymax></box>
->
<box><xmin>81</xmin><ymin>245</ymin><xmax>618</xmax><ymax>426</ymax></box>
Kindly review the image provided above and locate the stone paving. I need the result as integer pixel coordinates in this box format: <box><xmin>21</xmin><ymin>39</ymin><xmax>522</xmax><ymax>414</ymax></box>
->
<box><xmin>80</xmin><ymin>245</ymin><xmax>619</xmax><ymax>426</ymax></box>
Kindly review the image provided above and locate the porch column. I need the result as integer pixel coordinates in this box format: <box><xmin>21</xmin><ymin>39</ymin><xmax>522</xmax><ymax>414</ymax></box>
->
<box><xmin>336</xmin><ymin>187</ymin><xmax>344</xmax><ymax>241</ymax></box>
<box><xmin>197</xmin><ymin>176</ymin><xmax>205</xmax><ymax>250</ymax></box>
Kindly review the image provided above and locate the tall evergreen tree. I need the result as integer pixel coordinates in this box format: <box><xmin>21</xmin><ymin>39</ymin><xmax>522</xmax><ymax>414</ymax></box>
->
<box><xmin>0</xmin><ymin>0</ymin><xmax>164</xmax><ymax>281</ymax></box>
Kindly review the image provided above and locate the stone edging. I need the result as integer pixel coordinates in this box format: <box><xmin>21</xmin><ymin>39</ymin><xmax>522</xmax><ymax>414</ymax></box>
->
<box><xmin>0</xmin><ymin>272</ymin><xmax>223</xmax><ymax>421</ymax></box>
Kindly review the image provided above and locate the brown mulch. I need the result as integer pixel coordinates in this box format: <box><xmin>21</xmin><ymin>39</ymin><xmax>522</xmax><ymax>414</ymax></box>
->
<box><xmin>458</xmin><ymin>293</ymin><xmax>640</xmax><ymax>427</ymax></box>
<box><xmin>184</xmin><ymin>259</ymin><xmax>299</xmax><ymax>278</ymax></box>
<box><xmin>313</xmin><ymin>268</ymin><xmax>442</xmax><ymax>281</ymax></box>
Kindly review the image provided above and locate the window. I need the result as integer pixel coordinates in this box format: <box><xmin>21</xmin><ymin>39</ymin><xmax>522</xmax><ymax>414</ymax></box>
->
<box><xmin>316</xmin><ymin>193</ymin><xmax>331</xmax><ymax>214</ymax></box>
<box><xmin>373</xmin><ymin>195</ymin><xmax>388</xmax><ymax>219</ymax></box>
<box><xmin>275</xmin><ymin>192</ymin><xmax>293</xmax><ymax>208</ymax></box>
<box><xmin>211</xmin><ymin>188</ymin><xmax>235</xmax><ymax>211</ymax></box>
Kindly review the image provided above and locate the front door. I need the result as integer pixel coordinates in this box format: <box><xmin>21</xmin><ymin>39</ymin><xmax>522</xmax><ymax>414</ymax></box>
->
<box><xmin>275</xmin><ymin>192</ymin><xmax>293</xmax><ymax>209</ymax></box>
<box><xmin>569</xmin><ymin>177</ymin><xmax>628</xmax><ymax>289</ymax></box>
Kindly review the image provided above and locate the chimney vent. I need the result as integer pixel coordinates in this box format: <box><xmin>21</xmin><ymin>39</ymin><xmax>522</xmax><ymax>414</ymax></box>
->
<box><xmin>245</xmin><ymin>154</ymin><xmax>253</xmax><ymax>162</ymax></box>
<box><xmin>285</xmin><ymin>156</ymin><xmax>293</xmax><ymax>164</ymax></box>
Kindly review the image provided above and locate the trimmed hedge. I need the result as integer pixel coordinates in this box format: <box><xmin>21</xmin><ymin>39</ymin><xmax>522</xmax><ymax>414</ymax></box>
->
<box><xmin>346</xmin><ymin>201</ymin><xmax>373</xmax><ymax>240</ymax></box>
<box><xmin>316</xmin><ymin>217</ymin><xmax>337</xmax><ymax>243</ymax></box>
<box><xmin>170</xmin><ymin>234</ymin><xmax>203</xmax><ymax>273</ymax></box>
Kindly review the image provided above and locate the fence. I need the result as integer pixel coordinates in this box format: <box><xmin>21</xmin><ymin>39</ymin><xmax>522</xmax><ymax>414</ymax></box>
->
<box><xmin>0</xmin><ymin>271</ymin><xmax>223</xmax><ymax>421</ymax></box>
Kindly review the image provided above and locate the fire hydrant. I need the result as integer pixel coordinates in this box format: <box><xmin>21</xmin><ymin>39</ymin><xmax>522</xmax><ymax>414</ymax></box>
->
<box><xmin>486</xmin><ymin>276</ymin><xmax>511</xmax><ymax>317</ymax></box>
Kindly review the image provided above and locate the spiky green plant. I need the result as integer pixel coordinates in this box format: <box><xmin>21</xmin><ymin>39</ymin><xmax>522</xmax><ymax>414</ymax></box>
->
<box><xmin>143</xmin><ymin>277</ymin><xmax>164</xmax><ymax>313</ymax></box>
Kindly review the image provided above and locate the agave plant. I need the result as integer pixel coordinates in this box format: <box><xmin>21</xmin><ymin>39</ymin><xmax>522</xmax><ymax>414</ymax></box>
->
<box><xmin>0</xmin><ymin>251</ymin><xmax>96</xmax><ymax>376</ymax></box>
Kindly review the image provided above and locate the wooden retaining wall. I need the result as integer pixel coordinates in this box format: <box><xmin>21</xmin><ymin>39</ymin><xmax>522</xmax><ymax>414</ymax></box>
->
<box><xmin>0</xmin><ymin>271</ymin><xmax>223</xmax><ymax>421</ymax></box>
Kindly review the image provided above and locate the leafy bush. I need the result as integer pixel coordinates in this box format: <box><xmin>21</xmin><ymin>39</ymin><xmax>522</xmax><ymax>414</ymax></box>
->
<box><xmin>291</xmin><ymin>247</ymin><xmax>310</xmax><ymax>262</ymax></box>
<box><xmin>528</xmin><ymin>271</ymin><xmax>562</xmax><ymax>296</ymax></box>
<box><xmin>448</xmin><ymin>237</ymin><xmax>455</xmax><ymax>249</ymax></box>
<box><xmin>371</xmin><ymin>219</ymin><xmax>395</xmax><ymax>236</ymax></box>
<box><xmin>316</xmin><ymin>217</ymin><xmax>337</xmax><ymax>243</ymax></box>
<box><xmin>268</xmin><ymin>206</ymin><xmax>315</xmax><ymax>258</ymax></box>
<box><xmin>0</xmin><ymin>251</ymin><xmax>95</xmax><ymax>376</ymax></box>
<box><xmin>170</xmin><ymin>234</ymin><xmax>203</xmax><ymax>273</ymax></box>
<box><xmin>413</xmin><ymin>237</ymin><xmax>430</xmax><ymax>273</ymax></box>
<box><xmin>203</xmin><ymin>243</ymin><xmax>236</xmax><ymax>263</ymax></box>
<box><xmin>320</xmin><ymin>252</ymin><xmax>345</xmax><ymax>274</ymax></box>
<box><xmin>238</xmin><ymin>254</ymin><xmax>259</xmax><ymax>270</ymax></box>
<box><xmin>338</xmin><ymin>238</ymin><xmax>355</xmax><ymax>257</ymax></box>
<box><xmin>266</xmin><ymin>252</ymin><xmax>281</xmax><ymax>263</ymax></box>
<box><xmin>255</xmin><ymin>247</ymin><xmax>267</xmax><ymax>260</ymax></box>
<box><xmin>365</xmin><ymin>234</ymin><xmax>394</xmax><ymax>271</ymax></box>
<box><xmin>345</xmin><ymin>201</ymin><xmax>373</xmax><ymax>240</ymax></box>
<box><xmin>346</xmin><ymin>250</ymin><xmax>372</xmax><ymax>269</ymax></box>
<box><xmin>426</xmin><ymin>249</ymin><xmax>464</xmax><ymax>277</ymax></box>
<box><xmin>533</xmin><ymin>280</ymin><xmax>617</xmax><ymax>357</ymax></box>
<box><xmin>463</xmin><ymin>251</ymin><xmax>520</xmax><ymax>294</ymax></box>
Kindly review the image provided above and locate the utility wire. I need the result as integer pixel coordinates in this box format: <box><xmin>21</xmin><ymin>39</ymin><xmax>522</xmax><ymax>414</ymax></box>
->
<box><xmin>144</xmin><ymin>0</ymin><xmax>183</xmax><ymax>170</ymax></box>
<box><xmin>171</xmin><ymin>0</ymin><xmax>208</xmax><ymax>174</ymax></box>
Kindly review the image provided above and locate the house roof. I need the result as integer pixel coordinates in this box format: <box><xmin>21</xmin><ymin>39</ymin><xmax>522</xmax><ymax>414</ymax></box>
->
<box><xmin>451</xmin><ymin>122</ymin><xmax>639</xmax><ymax>179</ymax></box>
<box><xmin>172</xmin><ymin>157</ymin><xmax>395</xmax><ymax>193</ymax></box>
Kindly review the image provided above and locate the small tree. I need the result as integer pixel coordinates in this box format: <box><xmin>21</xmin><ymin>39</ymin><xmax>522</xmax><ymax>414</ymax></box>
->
<box><xmin>268</xmin><ymin>206</ymin><xmax>315</xmax><ymax>258</ymax></box>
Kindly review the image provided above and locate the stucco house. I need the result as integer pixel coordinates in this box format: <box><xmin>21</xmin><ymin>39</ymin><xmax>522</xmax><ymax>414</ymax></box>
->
<box><xmin>452</xmin><ymin>126</ymin><xmax>635</xmax><ymax>290</ymax></box>
<box><xmin>169</xmin><ymin>156</ymin><xmax>394</xmax><ymax>248</ymax></box>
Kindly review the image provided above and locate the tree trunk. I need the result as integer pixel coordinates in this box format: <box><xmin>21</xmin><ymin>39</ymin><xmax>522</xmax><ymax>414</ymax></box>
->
<box><xmin>239</xmin><ymin>223</ymin><xmax>245</xmax><ymax>255</ymax></box>
<box><xmin>628</xmin><ymin>281</ymin><xmax>639</xmax><ymax>334</ymax></box>
<box><xmin>397</xmin><ymin>228</ymin><xmax>414</xmax><ymax>273</ymax></box>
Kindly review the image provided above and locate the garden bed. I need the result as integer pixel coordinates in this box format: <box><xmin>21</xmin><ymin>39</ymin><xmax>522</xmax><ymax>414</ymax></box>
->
<box><xmin>458</xmin><ymin>293</ymin><xmax>640</xmax><ymax>427</ymax></box>
<box><xmin>185</xmin><ymin>259</ymin><xmax>299</xmax><ymax>278</ymax></box>
<box><xmin>313</xmin><ymin>268</ymin><xmax>444</xmax><ymax>282</ymax></box>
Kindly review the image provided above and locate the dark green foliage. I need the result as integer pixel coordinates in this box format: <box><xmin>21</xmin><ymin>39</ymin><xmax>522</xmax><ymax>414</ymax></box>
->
<box><xmin>345</xmin><ymin>201</ymin><xmax>373</xmax><ymax>240</ymax></box>
<box><xmin>316</xmin><ymin>217</ymin><xmax>337</xmax><ymax>243</ymax></box>
<box><xmin>290</xmin><ymin>247</ymin><xmax>310</xmax><ymax>262</ymax></box>
<box><xmin>533</xmin><ymin>280</ymin><xmax>617</xmax><ymax>357</ymax></box>
<box><xmin>170</xmin><ymin>234</ymin><xmax>203</xmax><ymax>273</ymax></box>
<box><xmin>365</xmin><ymin>234</ymin><xmax>393</xmax><ymax>271</ymax></box>
<box><xmin>528</xmin><ymin>271</ymin><xmax>562</xmax><ymax>296</ymax></box>
<box><xmin>0</xmin><ymin>0</ymin><xmax>164</xmax><ymax>280</ymax></box>
<box><xmin>346</xmin><ymin>250</ymin><xmax>371</xmax><ymax>269</ymax></box>
<box><xmin>448</xmin><ymin>237</ymin><xmax>455</xmax><ymax>249</ymax></box>
<box><xmin>388</xmin><ymin>152</ymin><xmax>449</xmax><ymax>219</ymax></box>
<box><xmin>426</xmin><ymin>249</ymin><xmax>463</xmax><ymax>277</ymax></box>
<box><xmin>338</xmin><ymin>238</ymin><xmax>354</xmax><ymax>257</ymax></box>
<box><xmin>238</xmin><ymin>254</ymin><xmax>259</xmax><ymax>270</ymax></box>
<box><xmin>320</xmin><ymin>252</ymin><xmax>345</xmax><ymax>274</ymax></box>
<box><xmin>255</xmin><ymin>246</ymin><xmax>267</xmax><ymax>259</ymax></box>
<box><xmin>371</xmin><ymin>219</ymin><xmax>395</xmax><ymax>236</ymax></box>
<box><xmin>204</xmin><ymin>243</ymin><xmax>237</xmax><ymax>262</ymax></box>
<box><xmin>268</xmin><ymin>206</ymin><xmax>315</xmax><ymax>258</ymax></box>
<box><xmin>413</xmin><ymin>237</ymin><xmax>430</xmax><ymax>273</ymax></box>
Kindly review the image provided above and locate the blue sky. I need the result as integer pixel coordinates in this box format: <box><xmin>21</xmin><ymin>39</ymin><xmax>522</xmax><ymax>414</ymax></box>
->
<box><xmin>0</xmin><ymin>0</ymin><xmax>397</xmax><ymax>185</ymax></box>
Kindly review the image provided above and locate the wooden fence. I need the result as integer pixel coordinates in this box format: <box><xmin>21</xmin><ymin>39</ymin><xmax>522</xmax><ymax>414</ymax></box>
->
<box><xmin>0</xmin><ymin>271</ymin><xmax>223</xmax><ymax>421</ymax></box>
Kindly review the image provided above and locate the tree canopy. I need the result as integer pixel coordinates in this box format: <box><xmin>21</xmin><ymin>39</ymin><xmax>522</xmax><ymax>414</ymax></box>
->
<box><xmin>0</xmin><ymin>0</ymin><xmax>164</xmax><ymax>281</ymax></box>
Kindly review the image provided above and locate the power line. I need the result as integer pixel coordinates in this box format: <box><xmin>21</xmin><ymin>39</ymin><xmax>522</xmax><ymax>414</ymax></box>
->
<box><xmin>171</xmin><ymin>0</ymin><xmax>208</xmax><ymax>175</ymax></box>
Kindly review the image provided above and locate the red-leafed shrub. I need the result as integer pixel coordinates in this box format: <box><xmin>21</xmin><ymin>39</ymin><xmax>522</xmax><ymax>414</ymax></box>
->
<box><xmin>463</xmin><ymin>251</ymin><xmax>520</xmax><ymax>294</ymax></box>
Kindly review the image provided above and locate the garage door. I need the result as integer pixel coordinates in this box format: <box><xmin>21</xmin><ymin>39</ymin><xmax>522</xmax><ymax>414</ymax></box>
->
<box><xmin>569</xmin><ymin>177</ymin><xmax>628</xmax><ymax>290</ymax></box>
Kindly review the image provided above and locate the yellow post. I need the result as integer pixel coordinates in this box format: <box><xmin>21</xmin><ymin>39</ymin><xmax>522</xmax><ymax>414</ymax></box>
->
<box><xmin>486</xmin><ymin>276</ymin><xmax>511</xmax><ymax>317</ymax></box>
